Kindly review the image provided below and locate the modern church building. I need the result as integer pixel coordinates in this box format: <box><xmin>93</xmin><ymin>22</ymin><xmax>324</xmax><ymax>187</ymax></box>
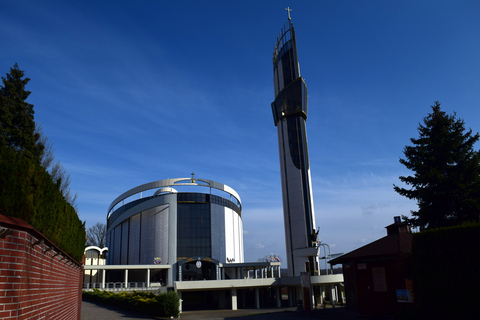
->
<box><xmin>105</xmin><ymin>177</ymin><xmax>244</xmax><ymax>286</ymax></box>
<box><xmin>94</xmin><ymin>175</ymin><xmax>342</xmax><ymax>311</ymax></box>
<box><xmin>84</xmin><ymin>11</ymin><xmax>344</xmax><ymax>312</ymax></box>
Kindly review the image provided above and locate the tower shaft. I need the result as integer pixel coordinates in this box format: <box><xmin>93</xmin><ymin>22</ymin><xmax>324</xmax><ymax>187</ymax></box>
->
<box><xmin>272</xmin><ymin>19</ymin><xmax>318</xmax><ymax>277</ymax></box>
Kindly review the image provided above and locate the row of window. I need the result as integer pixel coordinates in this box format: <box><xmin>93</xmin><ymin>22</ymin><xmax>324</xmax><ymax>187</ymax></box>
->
<box><xmin>178</xmin><ymin>193</ymin><xmax>240</xmax><ymax>215</ymax></box>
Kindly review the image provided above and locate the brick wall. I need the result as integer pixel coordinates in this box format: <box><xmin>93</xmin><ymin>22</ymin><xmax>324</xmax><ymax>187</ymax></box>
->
<box><xmin>0</xmin><ymin>214</ymin><xmax>83</xmax><ymax>320</ymax></box>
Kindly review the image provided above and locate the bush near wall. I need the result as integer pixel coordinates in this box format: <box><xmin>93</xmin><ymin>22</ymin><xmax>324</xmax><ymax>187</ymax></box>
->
<box><xmin>83</xmin><ymin>289</ymin><xmax>180</xmax><ymax>318</ymax></box>
<box><xmin>412</xmin><ymin>221</ymin><xmax>480</xmax><ymax>320</ymax></box>
<box><xmin>0</xmin><ymin>144</ymin><xmax>85</xmax><ymax>262</ymax></box>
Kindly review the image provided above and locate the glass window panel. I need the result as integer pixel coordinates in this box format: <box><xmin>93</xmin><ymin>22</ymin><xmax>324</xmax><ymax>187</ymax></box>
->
<box><xmin>177</xmin><ymin>200</ymin><xmax>211</xmax><ymax>258</ymax></box>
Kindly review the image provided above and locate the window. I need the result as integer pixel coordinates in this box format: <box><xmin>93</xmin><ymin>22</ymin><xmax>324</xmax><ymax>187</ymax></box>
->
<box><xmin>177</xmin><ymin>202</ymin><xmax>211</xmax><ymax>258</ymax></box>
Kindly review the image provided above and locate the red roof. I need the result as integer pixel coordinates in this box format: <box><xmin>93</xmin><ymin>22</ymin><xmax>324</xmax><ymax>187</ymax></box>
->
<box><xmin>330</xmin><ymin>224</ymin><xmax>412</xmax><ymax>265</ymax></box>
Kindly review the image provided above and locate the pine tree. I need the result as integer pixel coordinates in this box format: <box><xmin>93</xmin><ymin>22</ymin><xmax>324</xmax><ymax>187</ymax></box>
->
<box><xmin>394</xmin><ymin>102</ymin><xmax>480</xmax><ymax>230</ymax></box>
<box><xmin>0</xmin><ymin>63</ymin><xmax>43</xmax><ymax>162</ymax></box>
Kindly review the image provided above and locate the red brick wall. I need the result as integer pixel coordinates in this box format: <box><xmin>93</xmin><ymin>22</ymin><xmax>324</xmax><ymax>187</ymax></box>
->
<box><xmin>0</xmin><ymin>215</ymin><xmax>83</xmax><ymax>320</ymax></box>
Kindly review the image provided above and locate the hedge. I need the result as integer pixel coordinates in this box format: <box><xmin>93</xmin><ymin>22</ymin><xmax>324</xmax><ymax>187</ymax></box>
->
<box><xmin>82</xmin><ymin>289</ymin><xmax>180</xmax><ymax>318</ymax></box>
<box><xmin>0</xmin><ymin>144</ymin><xmax>86</xmax><ymax>262</ymax></box>
<box><xmin>411</xmin><ymin>221</ymin><xmax>480</xmax><ymax>320</ymax></box>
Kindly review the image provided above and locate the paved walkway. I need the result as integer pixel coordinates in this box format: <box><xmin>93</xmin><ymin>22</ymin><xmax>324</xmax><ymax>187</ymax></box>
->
<box><xmin>81</xmin><ymin>300</ymin><xmax>156</xmax><ymax>320</ymax></box>
<box><xmin>82</xmin><ymin>300</ymin><xmax>393</xmax><ymax>320</ymax></box>
<box><xmin>181</xmin><ymin>307</ymin><xmax>393</xmax><ymax>320</ymax></box>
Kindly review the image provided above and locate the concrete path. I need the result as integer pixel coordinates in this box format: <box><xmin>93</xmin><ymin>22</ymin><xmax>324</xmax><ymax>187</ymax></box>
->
<box><xmin>181</xmin><ymin>307</ymin><xmax>393</xmax><ymax>320</ymax></box>
<box><xmin>82</xmin><ymin>300</ymin><xmax>393</xmax><ymax>320</ymax></box>
<box><xmin>180</xmin><ymin>307</ymin><xmax>298</xmax><ymax>320</ymax></box>
<box><xmin>81</xmin><ymin>300</ymin><xmax>156</xmax><ymax>320</ymax></box>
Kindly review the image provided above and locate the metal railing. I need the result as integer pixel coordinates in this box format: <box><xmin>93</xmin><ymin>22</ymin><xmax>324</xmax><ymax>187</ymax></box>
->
<box><xmin>83</xmin><ymin>282</ymin><xmax>163</xmax><ymax>291</ymax></box>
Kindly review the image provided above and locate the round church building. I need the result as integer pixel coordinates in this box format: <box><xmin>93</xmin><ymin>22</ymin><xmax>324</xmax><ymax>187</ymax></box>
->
<box><xmin>106</xmin><ymin>177</ymin><xmax>243</xmax><ymax>286</ymax></box>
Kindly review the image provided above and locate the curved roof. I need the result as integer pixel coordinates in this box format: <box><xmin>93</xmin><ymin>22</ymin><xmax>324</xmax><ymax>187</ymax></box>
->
<box><xmin>107</xmin><ymin>177</ymin><xmax>241</xmax><ymax>216</ymax></box>
<box><xmin>84</xmin><ymin>246</ymin><xmax>108</xmax><ymax>254</ymax></box>
<box><xmin>154</xmin><ymin>187</ymin><xmax>178</xmax><ymax>196</ymax></box>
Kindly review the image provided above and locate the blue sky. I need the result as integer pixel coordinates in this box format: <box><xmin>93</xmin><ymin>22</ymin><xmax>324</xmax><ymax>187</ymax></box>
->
<box><xmin>2</xmin><ymin>1</ymin><xmax>480</xmax><ymax>264</ymax></box>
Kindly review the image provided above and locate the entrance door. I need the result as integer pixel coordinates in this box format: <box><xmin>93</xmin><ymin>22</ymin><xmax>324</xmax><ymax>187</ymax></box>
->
<box><xmin>181</xmin><ymin>259</ymin><xmax>216</xmax><ymax>281</ymax></box>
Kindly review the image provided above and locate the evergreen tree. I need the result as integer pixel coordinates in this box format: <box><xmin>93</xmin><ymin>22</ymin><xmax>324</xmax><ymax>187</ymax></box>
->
<box><xmin>0</xmin><ymin>63</ymin><xmax>43</xmax><ymax>162</ymax></box>
<box><xmin>0</xmin><ymin>64</ymin><xmax>85</xmax><ymax>261</ymax></box>
<box><xmin>394</xmin><ymin>102</ymin><xmax>480</xmax><ymax>230</ymax></box>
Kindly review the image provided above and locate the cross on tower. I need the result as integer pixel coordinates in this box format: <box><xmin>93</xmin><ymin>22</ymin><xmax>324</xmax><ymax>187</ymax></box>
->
<box><xmin>285</xmin><ymin>7</ymin><xmax>292</xmax><ymax>20</ymax></box>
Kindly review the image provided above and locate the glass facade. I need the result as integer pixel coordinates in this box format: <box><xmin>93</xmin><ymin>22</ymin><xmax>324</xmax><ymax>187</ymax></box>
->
<box><xmin>271</xmin><ymin>77</ymin><xmax>308</xmax><ymax>125</ymax></box>
<box><xmin>287</xmin><ymin>116</ymin><xmax>309</xmax><ymax>170</ymax></box>
<box><xmin>177</xmin><ymin>201</ymin><xmax>211</xmax><ymax>259</ymax></box>
<box><xmin>176</xmin><ymin>192</ymin><xmax>241</xmax><ymax>260</ymax></box>
<box><xmin>177</xmin><ymin>193</ymin><xmax>210</xmax><ymax>260</ymax></box>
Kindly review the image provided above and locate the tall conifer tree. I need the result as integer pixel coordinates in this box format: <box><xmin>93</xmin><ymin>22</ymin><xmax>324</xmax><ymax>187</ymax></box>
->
<box><xmin>394</xmin><ymin>102</ymin><xmax>480</xmax><ymax>230</ymax></box>
<box><xmin>0</xmin><ymin>63</ymin><xmax>43</xmax><ymax>162</ymax></box>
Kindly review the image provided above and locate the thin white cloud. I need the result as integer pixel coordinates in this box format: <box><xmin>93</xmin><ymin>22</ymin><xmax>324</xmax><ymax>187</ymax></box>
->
<box><xmin>255</xmin><ymin>243</ymin><xmax>265</xmax><ymax>249</ymax></box>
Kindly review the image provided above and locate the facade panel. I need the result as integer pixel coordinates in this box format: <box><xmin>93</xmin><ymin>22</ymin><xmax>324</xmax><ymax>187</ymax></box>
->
<box><xmin>121</xmin><ymin>221</ymin><xmax>129</xmax><ymax>265</ymax></box>
<box><xmin>140</xmin><ymin>208</ymin><xmax>156</xmax><ymax>264</ymax></box>
<box><xmin>233</xmin><ymin>209</ymin><xmax>240</xmax><ymax>261</ymax></box>
<box><xmin>224</xmin><ymin>208</ymin><xmax>234</xmax><ymax>262</ymax></box>
<box><xmin>113</xmin><ymin>225</ymin><xmax>122</xmax><ymax>265</ymax></box>
<box><xmin>155</xmin><ymin>205</ymin><xmax>169</xmax><ymax>264</ymax></box>
<box><xmin>211</xmin><ymin>203</ymin><xmax>226</xmax><ymax>264</ymax></box>
<box><xmin>128</xmin><ymin>213</ymin><xmax>140</xmax><ymax>264</ymax></box>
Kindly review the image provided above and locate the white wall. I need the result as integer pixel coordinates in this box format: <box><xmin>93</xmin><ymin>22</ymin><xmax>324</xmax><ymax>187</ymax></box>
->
<box><xmin>224</xmin><ymin>208</ymin><xmax>244</xmax><ymax>263</ymax></box>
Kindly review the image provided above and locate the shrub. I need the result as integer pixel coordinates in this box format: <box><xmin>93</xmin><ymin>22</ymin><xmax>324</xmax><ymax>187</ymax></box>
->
<box><xmin>158</xmin><ymin>291</ymin><xmax>180</xmax><ymax>318</ymax></box>
<box><xmin>83</xmin><ymin>289</ymin><xmax>180</xmax><ymax>318</ymax></box>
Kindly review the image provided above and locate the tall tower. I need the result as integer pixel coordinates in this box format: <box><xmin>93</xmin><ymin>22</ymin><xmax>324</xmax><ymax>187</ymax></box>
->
<box><xmin>271</xmin><ymin>13</ymin><xmax>318</xmax><ymax>277</ymax></box>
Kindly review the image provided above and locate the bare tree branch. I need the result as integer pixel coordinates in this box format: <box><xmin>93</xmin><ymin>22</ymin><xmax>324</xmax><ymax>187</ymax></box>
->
<box><xmin>35</xmin><ymin>125</ymin><xmax>78</xmax><ymax>210</ymax></box>
<box><xmin>35</xmin><ymin>124</ymin><xmax>54</xmax><ymax>170</ymax></box>
<box><xmin>86</xmin><ymin>222</ymin><xmax>107</xmax><ymax>248</ymax></box>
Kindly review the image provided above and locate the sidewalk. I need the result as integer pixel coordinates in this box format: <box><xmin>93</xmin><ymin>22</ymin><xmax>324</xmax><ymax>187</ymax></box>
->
<box><xmin>82</xmin><ymin>300</ymin><xmax>393</xmax><ymax>320</ymax></box>
<box><xmin>81</xmin><ymin>300</ymin><xmax>156</xmax><ymax>320</ymax></box>
<box><xmin>180</xmin><ymin>306</ymin><xmax>393</xmax><ymax>320</ymax></box>
<box><xmin>180</xmin><ymin>307</ymin><xmax>298</xmax><ymax>320</ymax></box>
